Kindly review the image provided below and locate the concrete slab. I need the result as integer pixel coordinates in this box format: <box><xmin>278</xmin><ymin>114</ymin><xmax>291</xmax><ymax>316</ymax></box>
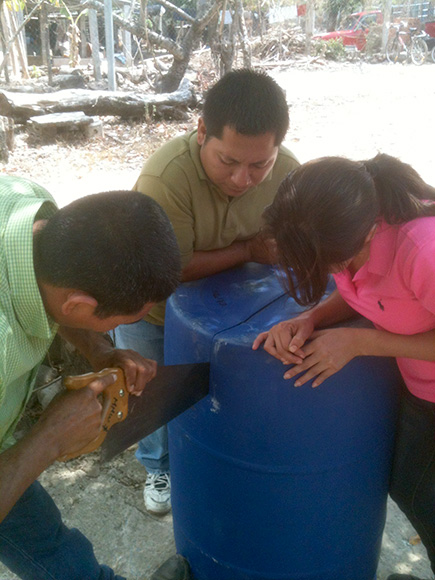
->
<box><xmin>28</xmin><ymin>112</ymin><xmax>102</xmax><ymax>141</ymax></box>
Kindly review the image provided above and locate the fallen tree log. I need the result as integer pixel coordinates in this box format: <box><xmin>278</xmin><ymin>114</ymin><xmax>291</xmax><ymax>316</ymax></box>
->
<box><xmin>0</xmin><ymin>78</ymin><xmax>196</xmax><ymax>123</ymax></box>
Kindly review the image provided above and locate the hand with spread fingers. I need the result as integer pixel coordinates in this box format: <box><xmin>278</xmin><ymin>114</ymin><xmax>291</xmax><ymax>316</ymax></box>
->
<box><xmin>281</xmin><ymin>327</ymin><xmax>362</xmax><ymax>388</ymax></box>
<box><xmin>253</xmin><ymin>319</ymin><xmax>363</xmax><ymax>388</ymax></box>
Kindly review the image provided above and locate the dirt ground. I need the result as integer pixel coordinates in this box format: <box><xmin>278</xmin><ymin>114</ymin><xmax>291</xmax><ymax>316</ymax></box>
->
<box><xmin>1</xmin><ymin>56</ymin><xmax>435</xmax><ymax>580</ymax></box>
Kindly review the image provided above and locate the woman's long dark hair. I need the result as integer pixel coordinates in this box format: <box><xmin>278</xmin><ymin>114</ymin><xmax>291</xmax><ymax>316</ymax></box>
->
<box><xmin>264</xmin><ymin>154</ymin><xmax>435</xmax><ymax>306</ymax></box>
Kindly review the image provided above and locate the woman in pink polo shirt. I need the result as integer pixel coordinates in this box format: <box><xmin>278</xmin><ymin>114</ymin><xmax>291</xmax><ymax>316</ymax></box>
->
<box><xmin>253</xmin><ymin>154</ymin><xmax>435</xmax><ymax>580</ymax></box>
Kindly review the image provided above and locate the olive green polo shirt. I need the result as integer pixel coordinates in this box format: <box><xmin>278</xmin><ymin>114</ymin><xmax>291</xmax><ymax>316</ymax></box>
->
<box><xmin>134</xmin><ymin>130</ymin><xmax>299</xmax><ymax>324</ymax></box>
<box><xmin>0</xmin><ymin>176</ymin><xmax>58</xmax><ymax>451</ymax></box>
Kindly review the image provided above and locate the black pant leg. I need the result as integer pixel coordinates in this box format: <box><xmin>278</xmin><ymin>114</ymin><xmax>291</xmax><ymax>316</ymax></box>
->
<box><xmin>389</xmin><ymin>387</ymin><xmax>435</xmax><ymax>575</ymax></box>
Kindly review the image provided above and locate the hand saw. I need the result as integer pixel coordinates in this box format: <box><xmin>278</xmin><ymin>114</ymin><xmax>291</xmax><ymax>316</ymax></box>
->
<box><xmin>57</xmin><ymin>363</ymin><xmax>210</xmax><ymax>462</ymax></box>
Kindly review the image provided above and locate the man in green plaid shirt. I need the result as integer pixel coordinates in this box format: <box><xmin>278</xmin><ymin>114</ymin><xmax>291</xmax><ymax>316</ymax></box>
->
<box><xmin>0</xmin><ymin>176</ymin><xmax>191</xmax><ymax>580</ymax></box>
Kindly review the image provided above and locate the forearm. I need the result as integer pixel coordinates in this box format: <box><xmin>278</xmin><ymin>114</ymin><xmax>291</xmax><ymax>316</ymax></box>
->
<box><xmin>0</xmin><ymin>370</ymin><xmax>119</xmax><ymax>522</ymax></box>
<box><xmin>59</xmin><ymin>327</ymin><xmax>159</xmax><ymax>393</ymax></box>
<box><xmin>303</xmin><ymin>290</ymin><xmax>358</xmax><ymax>328</ymax></box>
<box><xmin>57</xmin><ymin>327</ymin><xmax>114</xmax><ymax>370</ymax></box>
<box><xmin>0</xmin><ymin>427</ymin><xmax>57</xmax><ymax>523</ymax></box>
<box><xmin>182</xmin><ymin>242</ymin><xmax>250</xmax><ymax>282</ymax></box>
<box><xmin>356</xmin><ymin>327</ymin><xmax>435</xmax><ymax>362</ymax></box>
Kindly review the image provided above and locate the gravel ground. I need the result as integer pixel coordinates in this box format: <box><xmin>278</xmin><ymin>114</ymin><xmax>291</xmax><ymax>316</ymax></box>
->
<box><xmin>1</xmin><ymin>57</ymin><xmax>435</xmax><ymax>580</ymax></box>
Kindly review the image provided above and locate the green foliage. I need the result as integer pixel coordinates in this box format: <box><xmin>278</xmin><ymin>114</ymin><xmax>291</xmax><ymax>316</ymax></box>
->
<box><xmin>171</xmin><ymin>0</ymin><xmax>196</xmax><ymax>16</ymax></box>
<box><xmin>4</xmin><ymin>0</ymin><xmax>26</xmax><ymax>11</ymax></box>
<box><xmin>30</xmin><ymin>65</ymin><xmax>42</xmax><ymax>78</ymax></box>
<box><xmin>326</xmin><ymin>0</ymin><xmax>361</xmax><ymax>16</ymax></box>
<box><xmin>324</xmin><ymin>0</ymin><xmax>361</xmax><ymax>26</ymax></box>
<box><xmin>312</xmin><ymin>37</ymin><xmax>347</xmax><ymax>60</ymax></box>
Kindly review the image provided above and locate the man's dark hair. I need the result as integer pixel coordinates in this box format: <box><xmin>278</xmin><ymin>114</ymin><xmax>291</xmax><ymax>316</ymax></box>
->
<box><xmin>202</xmin><ymin>69</ymin><xmax>289</xmax><ymax>146</ymax></box>
<box><xmin>34</xmin><ymin>191</ymin><xmax>181</xmax><ymax>317</ymax></box>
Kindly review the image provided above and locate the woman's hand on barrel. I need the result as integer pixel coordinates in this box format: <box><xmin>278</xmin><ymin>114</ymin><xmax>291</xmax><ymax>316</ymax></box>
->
<box><xmin>252</xmin><ymin>316</ymin><xmax>314</xmax><ymax>364</ymax></box>
<box><xmin>283</xmin><ymin>328</ymin><xmax>362</xmax><ymax>387</ymax></box>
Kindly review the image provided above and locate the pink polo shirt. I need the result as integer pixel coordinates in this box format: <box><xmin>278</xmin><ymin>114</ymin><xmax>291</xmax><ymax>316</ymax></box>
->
<box><xmin>333</xmin><ymin>217</ymin><xmax>435</xmax><ymax>402</ymax></box>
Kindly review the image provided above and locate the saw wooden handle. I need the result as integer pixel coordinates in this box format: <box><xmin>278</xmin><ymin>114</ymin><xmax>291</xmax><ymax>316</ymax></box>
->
<box><xmin>58</xmin><ymin>367</ymin><xmax>128</xmax><ymax>461</ymax></box>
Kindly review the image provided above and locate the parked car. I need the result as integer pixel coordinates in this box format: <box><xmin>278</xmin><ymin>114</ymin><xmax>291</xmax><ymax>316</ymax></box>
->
<box><xmin>313</xmin><ymin>10</ymin><xmax>383</xmax><ymax>51</ymax></box>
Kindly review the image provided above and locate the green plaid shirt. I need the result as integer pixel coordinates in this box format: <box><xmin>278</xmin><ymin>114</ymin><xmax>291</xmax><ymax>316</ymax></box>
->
<box><xmin>0</xmin><ymin>175</ymin><xmax>58</xmax><ymax>451</ymax></box>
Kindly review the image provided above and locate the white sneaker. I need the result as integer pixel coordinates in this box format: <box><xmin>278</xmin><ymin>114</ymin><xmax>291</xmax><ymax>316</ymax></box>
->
<box><xmin>144</xmin><ymin>472</ymin><xmax>171</xmax><ymax>514</ymax></box>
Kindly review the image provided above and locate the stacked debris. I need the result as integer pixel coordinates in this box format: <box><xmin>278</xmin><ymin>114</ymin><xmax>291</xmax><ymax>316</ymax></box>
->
<box><xmin>251</xmin><ymin>26</ymin><xmax>306</xmax><ymax>62</ymax></box>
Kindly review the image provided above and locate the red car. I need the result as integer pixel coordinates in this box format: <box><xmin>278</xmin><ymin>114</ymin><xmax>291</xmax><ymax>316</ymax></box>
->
<box><xmin>313</xmin><ymin>10</ymin><xmax>383</xmax><ymax>51</ymax></box>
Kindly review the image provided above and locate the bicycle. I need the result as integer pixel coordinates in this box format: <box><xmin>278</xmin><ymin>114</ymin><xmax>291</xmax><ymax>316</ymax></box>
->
<box><xmin>386</xmin><ymin>22</ymin><xmax>428</xmax><ymax>65</ymax></box>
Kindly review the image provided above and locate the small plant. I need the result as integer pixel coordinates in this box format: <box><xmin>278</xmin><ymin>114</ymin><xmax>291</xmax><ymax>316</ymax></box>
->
<box><xmin>312</xmin><ymin>38</ymin><xmax>347</xmax><ymax>60</ymax></box>
<box><xmin>30</xmin><ymin>65</ymin><xmax>42</xmax><ymax>79</ymax></box>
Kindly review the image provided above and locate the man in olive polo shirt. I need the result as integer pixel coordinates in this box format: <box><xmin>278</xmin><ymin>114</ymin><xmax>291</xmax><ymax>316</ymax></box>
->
<box><xmin>0</xmin><ymin>175</ymin><xmax>190</xmax><ymax>580</ymax></box>
<box><xmin>114</xmin><ymin>69</ymin><xmax>299</xmax><ymax>515</ymax></box>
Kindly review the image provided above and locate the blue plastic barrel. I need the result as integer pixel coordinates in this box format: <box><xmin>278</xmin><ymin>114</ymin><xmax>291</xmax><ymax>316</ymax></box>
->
<box><xmin>165</xmin><ymin>264</ymin><xmax>399</xmax><ymax>580</ymax></box>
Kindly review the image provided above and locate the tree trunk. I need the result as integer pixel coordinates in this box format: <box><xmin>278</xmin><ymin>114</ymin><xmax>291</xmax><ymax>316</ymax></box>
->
<box><xmin>382</xmin><ymin>0</ymin><xmax>392</xmax><ymax>52</ymax></box>
<box><xmin>104</xmin><ymin>0</ymin><xmax>116</xmax><ymax>91</ymax></box>
<box><xmin>89</xmin><ymin>9</ymin><xmax>102</xmax><ymax>82</ymax></box>
<box><xmin>1</xmin><ymin>5</ymin><xmax>19</xmax><ymax>77</ymax></box>
<box><xmin>220</xmin><ymin>3</ymin><xmax>236</xmax><ymax>75</ymax></box>
<box><xmin>156</xmin><ymin>0</ymin><xmax>223</xmax><ymax>92</ymax></box>
<box><xmin>0</xmin><ymin>78</ymin><xmax>196</xmax><ymax>122</ymax></box>
<box><xmin>84</xmin><ymin>0</ymin><xmax>185</xmax><ymax>59</ymax></box>
<box><xmin>123</xmin><ymin>3</ymin><xmax>133</xmax><ymax>67</ymax></box>
<box><xmin>40</xmin><ymin>2</ymin><xmax>52</xmax><ymax>83</ymax></box>
<box><xmin>236</xmin><ymin>0</ymin><xmax>251</xmax><ymax>68</ymax></box>
<box><xmin>80</xmin><ymin>14</ymin><xmax>87</xmax><ymax>58</ymax></box>
<box><xmin>257</xmin><ymin>0</ymin><xmax>263</xmax><ymax>41</ymax></box>
<box><xmin>0</xmin><ymin>0</ymin><xmax>43</xmax><ymax>77</ymax></box>
<box><xmin>210</xmin><ymin>0</ymin><xmax>225</xmax><ymax>73</ymax></box>
<box><xmin>83</xmin><ymin>0</ymin><xmax>223</xmax><ymax>92</ymax></box>
<box><xmin>0</xmin><ymin>16</ymin><xmax>9</xmax><ymax>82</ymax></box>
<box><xmin>15</xmin><ymin>8</ymin><xmax>29</xmax><ymax>78</ymax></box>
<box><xmin>305</xmin><ymin>0</ymin><xmax>315</xmax><ymax>56</ymax></box>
